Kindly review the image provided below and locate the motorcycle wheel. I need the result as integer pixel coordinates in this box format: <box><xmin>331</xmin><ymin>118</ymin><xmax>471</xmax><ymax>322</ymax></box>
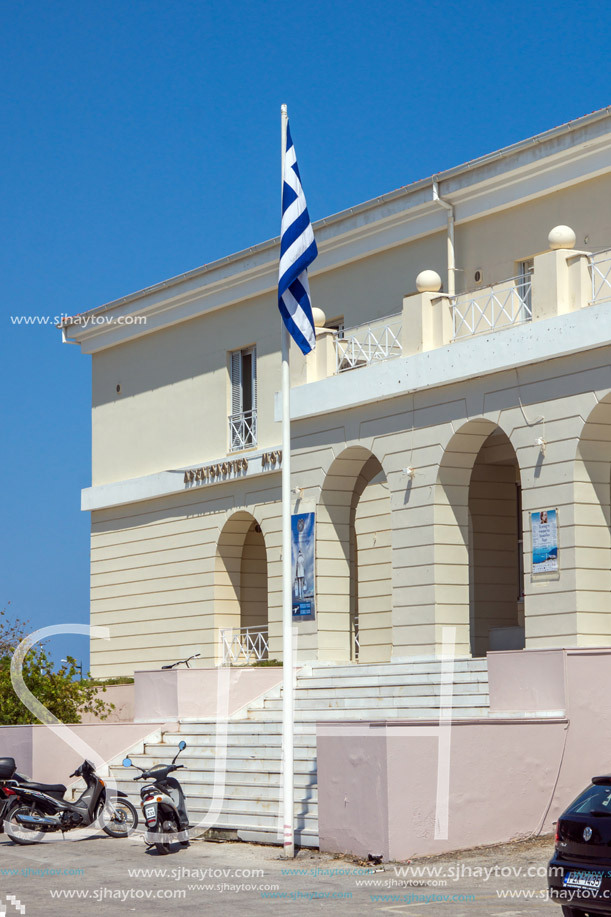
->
<box><xmin>5</xmin><ymin>802</ymin><xmax>48</xmax><ymax>846</ymax></box>
<box><xmin>98</xmin><ymin>798</ymin><xmax>138</xmax><ymax>837</ymax></box>
<box><xmin>154</xmin><ymin>815</ymin><xmax>179</xmax><ymax>855</ymax></box>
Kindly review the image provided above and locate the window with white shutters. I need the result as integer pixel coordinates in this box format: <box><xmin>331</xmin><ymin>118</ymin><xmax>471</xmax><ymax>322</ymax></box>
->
<box><xmin>229</xmin><ymin>347</ymin><xmax>257</xmax><ymax>451</ymax></box>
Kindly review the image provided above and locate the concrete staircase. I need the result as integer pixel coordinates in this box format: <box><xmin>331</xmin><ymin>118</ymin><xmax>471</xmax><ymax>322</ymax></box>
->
<box><xmin>107</xmin><ymin>657</ymin><xmax>489</xmax><ymax>847</ymax></box>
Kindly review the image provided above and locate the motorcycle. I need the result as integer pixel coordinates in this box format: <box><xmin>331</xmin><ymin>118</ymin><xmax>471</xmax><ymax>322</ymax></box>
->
<box><xmin>0</xmin><ymin>760</ymin><xmax>36</xmax><ymax>834</ymax></box>
<box><xmin>1</xmin><ymin>757</ymin><xmax>138</xmax><ymax>845</ymax></box>
<box><xmin>123</xmin><ymin>740</ymin><xmax>190</xmax><ymax>855</ymax></box>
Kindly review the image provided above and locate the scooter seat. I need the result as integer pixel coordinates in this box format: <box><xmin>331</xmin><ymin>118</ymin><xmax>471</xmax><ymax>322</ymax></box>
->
<box><xmin>21</xmin><ymin>782</ymin><xmax>66</xmax><ymax>796</ymax></box>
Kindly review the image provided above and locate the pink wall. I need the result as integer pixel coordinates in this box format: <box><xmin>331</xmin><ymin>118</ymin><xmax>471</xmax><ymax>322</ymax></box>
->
<box><xmin>0</xmin><ymin>723</ymin><xmax>165</xmax><ymax>786</ymax></box>
<box><xmin>317</xmin><ymin>648</ymin><xmax>611</xmax><ymax>860</ymax></box>
<box><xmin>80</xmin><ymin>683</ymin><xmax>135</xmax><ymax>724</ymax></box>
<box><xmin>134</xmin><ymin>667</ymin><xmax>283</xmax><ymax>722</ymax></box>
<box><xmin>487</xmin><ymin>648</ymin><xmax>566</xmax><ymax>712</ymax></box>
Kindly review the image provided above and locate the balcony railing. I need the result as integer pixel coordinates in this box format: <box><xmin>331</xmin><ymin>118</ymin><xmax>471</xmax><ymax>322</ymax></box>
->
<box><xmin>335</xmin><ymin>315</ymin><xmax>402</xmax><ymax>372</ymax></box>
<box><xmin>228</xmin><ymin>410</ymin><xmax>257</xmax><ymax>452</ymax></box>
<box><xmin>590</xmin><ymin>251</ymin><xmax>611</xmax><ymax>305</ymax></box>
<box><xmin>452</xmin><ymin>275</ymin><xmax>532</xmax><ymax>340</ymax></box>
<box><xmin>220</xmin><ymin>625</ymin><xmax>269</xmax><ymax>665</ymax></box>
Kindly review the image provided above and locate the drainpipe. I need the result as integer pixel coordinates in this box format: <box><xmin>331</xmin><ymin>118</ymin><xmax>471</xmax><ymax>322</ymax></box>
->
<box><xmin>432</xmin><ymin>178</ymin><xmax>456</xmax><ymax>297</ymax></box>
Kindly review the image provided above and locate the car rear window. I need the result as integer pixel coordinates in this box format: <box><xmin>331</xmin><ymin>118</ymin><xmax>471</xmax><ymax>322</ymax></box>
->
<box><xmin>567</xmin><ymin>784</ymin><xmax>611</xmax><ymax>815</ymax></box>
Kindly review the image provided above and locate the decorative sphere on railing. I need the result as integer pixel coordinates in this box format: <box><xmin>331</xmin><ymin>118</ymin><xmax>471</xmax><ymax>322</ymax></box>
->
<box><xmin>312</xmin><ymin>306</ymin><xmax>327</xmax><ymax>327</ymax></box>
<box><xmin>548</xmin><ymin>225</ymin><xmax>576</xmax><ymax>250</ymax></box>
<box><xmin>416</xmin><ymin>270</ymin><xmax>442</xmax><ymax>293</ymax></box>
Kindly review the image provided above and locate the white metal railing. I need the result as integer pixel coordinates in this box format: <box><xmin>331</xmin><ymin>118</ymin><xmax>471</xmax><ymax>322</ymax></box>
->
<box><xmin>589</xmin><ymin>251</ymin><xmax>611</xmax><ymax>305</ymax></box>
<box><xmin>452</xmin><ymin>276</ymin><xmax>532</xmax><ymax>340</ymax></box>
<box><xmin>335</xmin><ymin>315</ymin><xmax>402</xmax><ymax>372</ymax></box>
<box><xmin>228</xmin><ymin>410</ymin><xmax>257</xmax><ymax>452</ymax></box>
<box><xmin>220</xmin><ymin>625</ymin><xmax>269</xmax><ymax>665</ymax></box>
<box><xmin>353</xmin><ymin>617</ymin><xmax>359</xmax><ymax>661</ymax></box>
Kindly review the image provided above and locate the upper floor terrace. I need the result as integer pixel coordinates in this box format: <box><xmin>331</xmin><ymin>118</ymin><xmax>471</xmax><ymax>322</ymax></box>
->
<box><xmin>60</xmin><ymin>109</ymin><xmax>611</xmax><ymax>495</ymax></box>
<box><xmin>283</xmin><ymin>227</ymin><xmax>611</xmax><ymax>423</ymax></box>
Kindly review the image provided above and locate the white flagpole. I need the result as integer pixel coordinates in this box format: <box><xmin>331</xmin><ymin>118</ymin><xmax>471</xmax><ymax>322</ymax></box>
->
<box><xmin>280</xmin><ymin>102</ymin><xmax>295</xmax><ymax>859</ymax></box>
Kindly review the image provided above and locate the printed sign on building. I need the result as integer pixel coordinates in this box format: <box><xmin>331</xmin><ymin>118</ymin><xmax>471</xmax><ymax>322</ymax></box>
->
<box><xmin>291</xmin><ymin>512</ymin><xmax>315</xmax><ymax>620</ymax></box>
<box><xmin>531</xmin><ymin>509</ymin><xmax>558</xmax><ymax>573</ymax></box>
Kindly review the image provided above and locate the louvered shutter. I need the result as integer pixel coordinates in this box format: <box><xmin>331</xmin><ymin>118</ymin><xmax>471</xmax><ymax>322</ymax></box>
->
<box><xmin>251</xmin><ymin>347</ymin><xmax>257</xmax><ymax>414</ymax></box>
<box><xmin>231</xmin><ymin>351</ymin><xmax>242</xmax><ymax>415</ymax></box>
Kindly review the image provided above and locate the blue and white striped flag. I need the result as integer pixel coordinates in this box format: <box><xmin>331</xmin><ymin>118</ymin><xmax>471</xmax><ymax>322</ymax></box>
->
<box><xmin>278</xmin><ymin>122</ymin><xmax>318</xmax><ymax>355</ymax></box>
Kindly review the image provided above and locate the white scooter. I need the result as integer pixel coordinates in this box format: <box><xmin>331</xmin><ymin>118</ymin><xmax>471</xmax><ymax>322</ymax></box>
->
<box><xmin>123</xmin><ymin>741</ymin><xmax>190</xmax><ymax>855</ymax></box>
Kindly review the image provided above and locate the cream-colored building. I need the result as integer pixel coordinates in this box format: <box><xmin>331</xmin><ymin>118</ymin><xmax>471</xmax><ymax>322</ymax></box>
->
<box><xmin>62</xmin><ymin>108</ymin><xmax>611</xmax><ymax>678</ymax></box>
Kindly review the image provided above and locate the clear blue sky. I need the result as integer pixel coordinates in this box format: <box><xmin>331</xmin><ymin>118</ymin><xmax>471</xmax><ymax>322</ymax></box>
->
<box><xmin>1</xmin><ymin>0</ymin><xmax>610</xmax><ymax>670</ymax></box>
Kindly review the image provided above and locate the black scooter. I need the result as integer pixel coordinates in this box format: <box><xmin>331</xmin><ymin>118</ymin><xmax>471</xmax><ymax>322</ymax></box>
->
<box><xmin>1</xmin><ymin>757</ymin><xmax>138</xmax><ymax>845</ymax></box>
<box><xmin>123</xmin><ymin>741</ymin><xmax>190</xmax><ymax>855</ymax></box>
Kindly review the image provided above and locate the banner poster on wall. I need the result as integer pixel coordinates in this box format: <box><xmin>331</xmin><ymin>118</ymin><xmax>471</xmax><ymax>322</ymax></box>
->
<box><xmin>531</xmin><ymin>509</ymin><xmax>559</xmax><ymax>573</ymax></box>
<box><xmin>291</xmin><ymin>512</ymin><xmax>315</xmax><ymax>621</ymax></box>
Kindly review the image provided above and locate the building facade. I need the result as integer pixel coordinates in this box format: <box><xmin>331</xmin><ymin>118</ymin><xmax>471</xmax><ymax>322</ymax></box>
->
<box><xmin>62</xmin><ymin>109</ymin><xmax>611</xmax><ymax>678</ymax></box>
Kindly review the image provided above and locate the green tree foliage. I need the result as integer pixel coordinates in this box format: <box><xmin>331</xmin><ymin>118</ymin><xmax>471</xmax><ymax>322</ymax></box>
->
<box><xmin>0</xmin><ymin>606</ymin><xmax>114</xmax><ymax>725</ymax></box>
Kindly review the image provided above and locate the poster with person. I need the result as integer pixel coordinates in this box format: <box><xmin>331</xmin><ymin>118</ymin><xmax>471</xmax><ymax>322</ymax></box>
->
<box><xmin>531</xmin><ymin>509</ymin><xmax>559</xmax><ymax>573</ymax></box>
<box><xmin>291</xmin><ymin>512</ymin><xmax>315</xmax><ymax>620</ymax></box>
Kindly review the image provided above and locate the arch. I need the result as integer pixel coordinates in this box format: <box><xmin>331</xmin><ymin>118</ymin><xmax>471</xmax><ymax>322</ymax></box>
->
<box><xmin>215</xmin><ymin>510</ymin><xmax>268</xmax><ymax>663</ymax></box>
<box><xmin>317</xmin><ymin>445</ymin><xmax>392</xmax><ymax>663</ymax></box>
<box><xmin>435</xmin><ymin>419</ymin><xmax>523</xmax><ymax>656</ymax></box>
<box><xmin>573</xmin><ymin>393</ymin><xmax>611</xmax><ymax>642</ymax></box>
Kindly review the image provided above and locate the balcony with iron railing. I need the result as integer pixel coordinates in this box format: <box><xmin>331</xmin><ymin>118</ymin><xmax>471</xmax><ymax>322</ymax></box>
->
<box><xmin>279</xmin><ymin>229</ymin><xmax>611</xmax><ymax>429</ymax></box>
<box><xmin>297</xmin><ymin>232</ymin><xmax>609</xmax><ymax>388</ymax></box>
<box><xmin>220</xmin><ymin>625</ymin><xmax>269</xmax><ymax>665</ymax></box>
<box><xmin>590</xmin><ymin>250</ymin><xmax>611</xmax><ymax>305</ymax></box>
<box><xmin>228</xmin><ymin>410</ymin><xmax>257</xmax><ymax>452</ymax></box>
<box><xmin>335</xmin><ymin>314</ymin><xmax>403</xmax><ymax>372</ymax></box>
<box><xmin>451</xmin><ymin>274</ymin><xmax>532</xmax><ymax>340</ymax></box>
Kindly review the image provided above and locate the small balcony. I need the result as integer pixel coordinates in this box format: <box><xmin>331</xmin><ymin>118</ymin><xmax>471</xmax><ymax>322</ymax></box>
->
<box><xmin>220</xmin><ymin>625</ymin><xmax>269</xmax><ymax>665</ymax></box>
<box><xmin>335</xmin><ymin>315</ymin><xmax>403</xmax><ymax>372</ymax></box>
<box><xmin>286</xmin><ymin>227</ymin><xmax>610</xmax><ymax>423</ymax></box>
<box><xmin>229</xmin><ymin>410</ymin><xmax>257</xmax><ymax>452</ymax></box>
<box><xmin>590</xmin><ymin>250</ymin><xmax>611</xmax><ymax>305</ymax></box>
<box><xmin>452</xmin><ymin>274</ymin><xmax>532</xmax><ymax>340</ymax></box>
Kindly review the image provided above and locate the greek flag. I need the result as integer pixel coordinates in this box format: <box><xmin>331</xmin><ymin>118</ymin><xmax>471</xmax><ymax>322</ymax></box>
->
<box><xmin>278</xmin><ymin>122</ymin><xmax>318</xmax><ymax>354</ymax></box>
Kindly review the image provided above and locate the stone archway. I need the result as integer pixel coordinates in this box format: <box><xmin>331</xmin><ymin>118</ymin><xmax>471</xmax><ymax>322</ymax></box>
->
<box><xmin>436</xmin><ymin>420</ymin><xmax>523</xmax><ymax>656</ymax></box>
<box><xmin>215</xmin><ymin>511</ymin><xmax>268</xmax><ymax>663</ymax></box>
<box><xmin>318</xmin><ymin>446</ymin><xmax>392</xmax><ymax>663</ymax></box>
<box><xmin>574</xmin><ymin>394</ymin><xmax>611</xmax><ymax>643</ymax></box>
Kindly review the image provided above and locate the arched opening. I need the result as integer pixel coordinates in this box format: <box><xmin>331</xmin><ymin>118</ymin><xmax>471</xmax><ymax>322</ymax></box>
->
<box><xmin>318</xmin><ymin>446</ymin><xmax>392</xmax><ymax>663</ymax></box>
<box><xmin>436</xmin><ymin>421</ymin><xmax>523</xmax><ymax>657</ymax></box>
<box><xmin>573</xmin><ymin>395</ymin><xmax>611</xmax><ymax>644</ymax></box>
<box><xmin>469</xmin><ymin>429</ymin><xmax>524</xmax><ymax>655</ymax></box>
<box><xmin>215</xmin><ymin>511</ymin><xmax>268</xmax><ymax>664</ymax></box>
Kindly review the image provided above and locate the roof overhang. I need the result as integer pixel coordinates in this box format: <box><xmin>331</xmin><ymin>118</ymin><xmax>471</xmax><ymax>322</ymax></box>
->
<box><xmin>60</xmin><ymin>107</ymin><xmax>611</xmax><ymax>354</ymax></box>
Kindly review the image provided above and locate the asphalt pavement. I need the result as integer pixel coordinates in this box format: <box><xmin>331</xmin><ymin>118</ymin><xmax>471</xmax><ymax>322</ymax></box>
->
<box><xmin>0</xmin><ymin>830</ymin><xmax>561</xmax><ymax>916</ymax></box>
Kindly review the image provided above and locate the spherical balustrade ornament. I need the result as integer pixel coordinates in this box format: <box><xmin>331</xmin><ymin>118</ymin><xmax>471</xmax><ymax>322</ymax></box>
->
<box><xmin>311</xmin><ymin>306</ymin><xmax>327</xmax><ymax>328</ymax></box>
<box><xmin>548</xmin><ymin>225</ymin><xmax>576</xmax><ymax>251</ymax></box>
<box><xmin>415</xmin><ymin>270</ymin><xmax>443</xmax><ymax>293</ymax></box>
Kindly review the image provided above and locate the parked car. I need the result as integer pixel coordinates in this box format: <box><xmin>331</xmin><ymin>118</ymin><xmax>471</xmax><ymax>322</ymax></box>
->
<box><xmin>549</xmin><ymin>775</ymin><xmax>611</xmax><ymax>915</ymax></box>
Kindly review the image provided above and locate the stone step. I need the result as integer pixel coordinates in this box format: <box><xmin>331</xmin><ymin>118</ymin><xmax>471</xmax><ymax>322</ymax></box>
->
<box><xmin>173</xmin><ymin>721</ymin><xmax>316</xmax><ymax>735</ymax></box>
<box><xmin>141</xmin><ymin>742</ymin><xmax>316</xmax><ymax>760</ymax></box>
<box><xmin>307</xmin><ymin>659</ymin><xmax>487</xmax><ymax>678</ymax></box>
<box><xmin>300</xmin><ymin>671</ymin><xmax>489</xmax><ymax>689</ymax></box>
<box><xmin>246</xmin><ymin>706</ymin><xmax>489</xmax><ymax>721</ymax></box>
<box><xmin>290</xmin><ymin>682</ymin><xmax>489</xmax><ymax>698</ymax></box>
<box><xmin>109</xmin><ymin>777</ymin><xmax>317</xmax><ymax>804</ymax></box>
<box><xmin>153</xmin><ymin>733</ymin><xmax>316</xmax><ymax>748</ymax></box>
<box><xmin>118</xmin><ymin>755</ymin><xmax>316</xmax><ymax>775</ymax></box>
<box><xmin>238</xmin><ymin>828</ymin><xmax>318</xmax><ymax>848</ymax></box>
<box><xmin>260</xmin><ymin>694</ymin><xmax>489</xmax><ymax>711</ymax></box>
<box><xmin>186</xmin><ymin>804</ymin><xmax>317</xmax><ymax>826</ymax></box>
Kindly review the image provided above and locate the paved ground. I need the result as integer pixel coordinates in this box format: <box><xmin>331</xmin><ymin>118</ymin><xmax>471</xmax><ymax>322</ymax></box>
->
<box><xmin>0</xmin><ymin>831</ymin><xmax>562</xmax><ymax>915</ymax></box>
